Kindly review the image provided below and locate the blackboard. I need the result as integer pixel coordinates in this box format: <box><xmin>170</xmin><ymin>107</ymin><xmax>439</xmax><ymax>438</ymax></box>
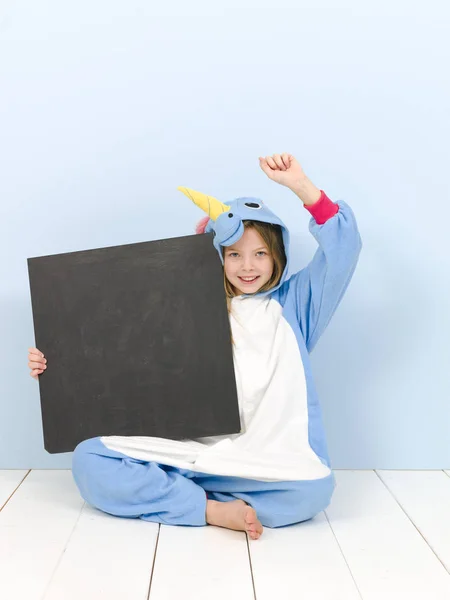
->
<box><xmin>27</xmin><ymin>233</ymin><xmax>241</xmax><ymax>453</ymax></box>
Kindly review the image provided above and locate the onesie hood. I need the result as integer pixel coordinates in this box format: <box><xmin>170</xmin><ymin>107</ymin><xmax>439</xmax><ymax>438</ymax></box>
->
<box><xmin>178</xmin><ymin>187</ymin><xmax>290</xmax><ymax>298</ymax></box>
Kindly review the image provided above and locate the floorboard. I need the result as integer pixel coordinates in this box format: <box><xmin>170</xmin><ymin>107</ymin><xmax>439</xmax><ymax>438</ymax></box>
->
<box><xmin>1</xmin><ymin>469</ymin><xmax>449</xmax><ymax>600</ymax></box>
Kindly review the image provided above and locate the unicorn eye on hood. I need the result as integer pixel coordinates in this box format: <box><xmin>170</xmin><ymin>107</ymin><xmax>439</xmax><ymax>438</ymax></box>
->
<box><xmin>178</xmin><ymin>187</ymin><xmax>291</xmax><ymax>298</ymax></box>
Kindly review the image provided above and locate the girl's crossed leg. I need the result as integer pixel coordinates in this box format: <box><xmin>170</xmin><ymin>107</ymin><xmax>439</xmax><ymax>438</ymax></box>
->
<box><xmin>72</xmin><ymin>437</ymin><xmax>335</xmax><ymax>539</ymax></box>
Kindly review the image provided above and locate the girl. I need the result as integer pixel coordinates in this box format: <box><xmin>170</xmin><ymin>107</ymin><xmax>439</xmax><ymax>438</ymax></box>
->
<box><xmin>27</xmin><ymin>153</ymin><xmax>362</xmax><ymax>540</ymax></box>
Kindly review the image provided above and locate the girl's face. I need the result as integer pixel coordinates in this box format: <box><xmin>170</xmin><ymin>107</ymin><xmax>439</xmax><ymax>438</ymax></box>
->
<box><xmin>223</xmin><ymin>227</ymin><xmax>274</xmax><ymax>296</ymax></box>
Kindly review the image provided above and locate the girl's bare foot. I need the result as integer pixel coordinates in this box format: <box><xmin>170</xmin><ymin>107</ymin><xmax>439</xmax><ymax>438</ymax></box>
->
<box><xmin>206</xmin><ymin>499</ymin><xmax>263</xmax><ymax>540</ymax></box>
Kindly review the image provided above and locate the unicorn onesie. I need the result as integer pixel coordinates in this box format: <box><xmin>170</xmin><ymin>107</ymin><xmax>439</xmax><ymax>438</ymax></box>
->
<box><xmin>97</xmin><ymin>187</ymin><xmax>362</xmax><ymax>483</ymax></box>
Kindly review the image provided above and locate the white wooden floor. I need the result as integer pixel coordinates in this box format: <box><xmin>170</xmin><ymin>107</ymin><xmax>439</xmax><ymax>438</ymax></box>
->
<box><xmin>1</xmin><ymin>470</ymin><xmax>450</xmax><ymax>600</ymax></box>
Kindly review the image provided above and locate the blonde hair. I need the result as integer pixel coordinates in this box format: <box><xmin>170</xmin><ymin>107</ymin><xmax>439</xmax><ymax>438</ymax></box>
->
<box><xmin>223</xmin><ymin>220</ymin><xmax>287</xmax><ymax>319</ymax></box>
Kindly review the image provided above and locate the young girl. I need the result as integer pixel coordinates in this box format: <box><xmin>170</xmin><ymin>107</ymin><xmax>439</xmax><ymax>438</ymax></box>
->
<box><xmin>27</xmin><ymin>153</ymin><xmax>362</xmax><ymax>541</ymax></box>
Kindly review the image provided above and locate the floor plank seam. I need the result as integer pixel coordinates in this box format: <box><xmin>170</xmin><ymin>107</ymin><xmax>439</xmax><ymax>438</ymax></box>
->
<box><xmin>323</xmin><ymin>508</ymin><xmax>364</xmax><ymax>599</ymax></box>
<box><xmin>245</xmin><ymin>532</ymin><xmax>257</xmax><ymax>600</ymax></box>
<box><xmin>146</xmin><ymin>523</ymin><xmax>161</xmax><ymax>599</ymax></box>
<box><xmin>0</xmin><ymin>469</ymin><xmax>31</xmax><ymax>512</ymax></box>
<box><xmin>40</xmin><ymin>498</ymin><xmax>87</xmax><ymax>599</ymax></box>
<box><xmin>374</xmin><ymin>470</ymin><xmax>450</xmax><ymax>575</ymax></box>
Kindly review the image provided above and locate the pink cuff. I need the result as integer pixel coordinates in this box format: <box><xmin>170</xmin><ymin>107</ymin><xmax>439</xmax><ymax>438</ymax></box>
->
<box><xmin>303</xmin><ymin>190</ymin><xmax>339</xmax><ymax>225</ymax></box>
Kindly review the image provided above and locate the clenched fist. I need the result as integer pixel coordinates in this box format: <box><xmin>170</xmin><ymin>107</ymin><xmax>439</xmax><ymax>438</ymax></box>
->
<box><xmin>259</xmin><ymin>153</ymin><xmax>306</xmax><ymax>189</ymax></box>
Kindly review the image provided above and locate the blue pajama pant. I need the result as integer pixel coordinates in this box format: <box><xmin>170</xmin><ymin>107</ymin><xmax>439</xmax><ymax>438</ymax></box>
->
<box><xmin>71</xmin><ymin>437</ymin><xmax>336</xmax><ymax>528</ymax></box>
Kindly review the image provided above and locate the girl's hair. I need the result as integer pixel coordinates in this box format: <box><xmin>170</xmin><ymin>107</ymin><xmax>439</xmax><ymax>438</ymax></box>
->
<box><xmin>223</xmin><ymin>220</ymin><xmax>287</xmax><ymax>313</ymax></box>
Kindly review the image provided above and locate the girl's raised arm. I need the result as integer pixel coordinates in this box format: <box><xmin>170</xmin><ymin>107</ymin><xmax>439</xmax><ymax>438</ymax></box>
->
<box><xmin>286</xmin><ymin>196</ymin><xmax>362</xmax><ymax>353</ymax></box>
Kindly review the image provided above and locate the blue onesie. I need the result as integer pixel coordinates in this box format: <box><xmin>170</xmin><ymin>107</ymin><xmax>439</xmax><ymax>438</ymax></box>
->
<box><xmin>72</xmin><ymin>187</ymin><xmax>362</xmax><ymax>528</ymax></box>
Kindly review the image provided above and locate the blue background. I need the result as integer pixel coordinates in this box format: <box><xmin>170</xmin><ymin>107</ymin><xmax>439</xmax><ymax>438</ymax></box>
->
<box><xmin>1</xmin><ymin>0</ymin><xmax>448</xmax><ymax>468</ymax></box>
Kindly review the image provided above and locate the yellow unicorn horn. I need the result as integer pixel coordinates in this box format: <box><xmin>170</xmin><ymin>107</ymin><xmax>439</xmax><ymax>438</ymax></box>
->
<box><xmin>177</xmin><ymin>187</ymin><xmax>230</xmax><ymax>221</ymax></box>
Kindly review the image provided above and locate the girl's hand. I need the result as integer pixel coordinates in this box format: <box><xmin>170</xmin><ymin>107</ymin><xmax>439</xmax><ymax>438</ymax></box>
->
<box><xmin>259</xmin><ymin>153</ymin><xmax>306</xmax><ymax>189</ymax></box>
<box><xmin>28</xmin><ymin>347</ymin><xmax>47</xmax><ymax>380</ymax></box>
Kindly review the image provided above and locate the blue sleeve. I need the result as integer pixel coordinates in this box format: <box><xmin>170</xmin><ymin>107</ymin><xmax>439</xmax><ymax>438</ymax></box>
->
<box><xmin>284</xmin><ymin>199</ymin><xmax>362</xmax><ymax>353</ymax></box>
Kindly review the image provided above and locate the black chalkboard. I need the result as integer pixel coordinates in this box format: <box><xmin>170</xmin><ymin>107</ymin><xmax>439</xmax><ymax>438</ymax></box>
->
<box><xmin>27</xmin><ymin>233</ymin><xmax>241</xmax><ymax>453</ymax></box>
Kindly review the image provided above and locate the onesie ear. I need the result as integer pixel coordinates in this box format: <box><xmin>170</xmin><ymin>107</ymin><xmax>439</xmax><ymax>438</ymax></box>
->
<box><xmin>195</xmin><ymin>215</ymin><xmax>210</xmax><ymax>234</ymax></box>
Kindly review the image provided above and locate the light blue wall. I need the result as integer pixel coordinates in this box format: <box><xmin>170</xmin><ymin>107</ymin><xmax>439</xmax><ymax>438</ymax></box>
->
<box><xmin>1</xmin><ymin>1</ymin><xmax>449</xmax><ymax>469</ymax></box>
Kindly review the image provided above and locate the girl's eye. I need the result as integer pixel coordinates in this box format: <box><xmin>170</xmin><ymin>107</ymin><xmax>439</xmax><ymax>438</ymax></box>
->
<box><xmin>227</xmin><ymin>251</ymin><xmax>267</xmax><ymax>258</ymax></box>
